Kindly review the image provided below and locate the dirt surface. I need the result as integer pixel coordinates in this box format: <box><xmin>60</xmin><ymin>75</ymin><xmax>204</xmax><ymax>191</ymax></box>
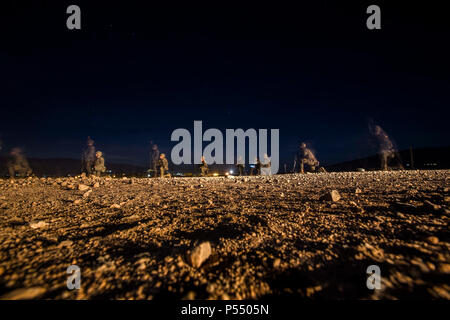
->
<box><xmin>0</xmin><ymin>170</ymin><xmax>449</xmax><ymax>300</ymax></box>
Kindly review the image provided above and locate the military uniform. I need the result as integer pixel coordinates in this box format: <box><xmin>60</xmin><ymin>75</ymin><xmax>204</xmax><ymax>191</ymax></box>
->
<box><xmin>295</xmin><ymin>144</ymin><xmax>319</xmax><ymax>173</ymax></box>
<box><xmin>94</xmin><ymin>155</ymin><xmax>106</xmax><ymax>176</ymax></box>
<box><xmin>157</xmin><ymin>156</ymin><xmax>169</xmax><ymax>177</ymax></box>
<box><xmin>261</xmin><ymin>155</ymin><xmax>272</xmax><ymax>176</ymax></box>
<box><xmin>199</xmin><ymin>159</ymin><xmax>208</xmax><ymax>176</ymax></box>
<box><xmin>7</xmin><ymin>149</ymin><xmax>32</xmax><ymax>178</ymax></box>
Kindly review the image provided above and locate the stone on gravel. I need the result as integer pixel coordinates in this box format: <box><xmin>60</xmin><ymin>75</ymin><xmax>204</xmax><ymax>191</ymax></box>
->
<box><xmin>83</xmin><ymin>190</ymin><xmax>92</xmax><ymax>198</ymax></box>
<box><xmin>78</xmin><ymin>184</ymin><xmax>90</xmax><ymax>191</ymax></box>
<box><xmin>188</xmin><ymin>242</ymin><xmax>212</xmax><ymax>268</ymax></box>
<box><xmin>320</xmin><ymin>190</ymin><xmax>341</xmax><ymax>202</ymax></box>
<box><xmin>30</xmin><ymin>221</ymin><xmax>48</xmax><ymax>229</ymax></box>
<box><xmin>427</xmin><ymin>236</ymin><xmax>439</xmax><ymax>245</ymax></box>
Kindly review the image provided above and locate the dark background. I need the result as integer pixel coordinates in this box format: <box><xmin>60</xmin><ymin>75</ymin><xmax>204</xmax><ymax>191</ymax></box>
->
<box><xmin>1</xmin><ymin>1</ymin><xmax>449</xmax><ymax>169</ymax></box>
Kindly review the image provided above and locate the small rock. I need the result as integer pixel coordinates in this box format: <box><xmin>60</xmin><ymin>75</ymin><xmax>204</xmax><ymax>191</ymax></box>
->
<box><xmin>83</xmin><ymin>190</ymin><xmax>92</xmax><ymax>198</ymax></box>
<box><xmin>30</xmin><ymin>221</ymin><xmax>48</xmax><ymax>229</ymax></box>
<box><xmin>110</xmin><ymin>204</ymin><xmax>121</xmax><ymax>209</ymax></box>
<box><xmin>320</xmin><ymin>190</ymin><xmax>341</xmax><ymax>202</ymax></box>
<box><xmin>438</xmin><ymin>263</ymin><xmax>450</xmax><ymax>274</ymax></box>
<box><xmin>273</xmin><ymin>258</ymin><xmax>281</xmax><ymax>268</ymax></box>
<box><xmin>396</xmin><ymin>212</ymin><xmax>406</xmax><ymax>218</ymax></box>
<box><xmin>78</xmin><ymin>184</ymin><xmax>90</xmax><ymax>191</ymax></box>
<box><xmin>188</xmin><ymin>242</ymin><xmax>212</xmax><ymax>268</ymax></box>
<box><xmin>426</xmin><ymin>236</ymin><xmax>439</xmax><ymax>245</ymax></box>
<box><xmin>93</xmin><ymin>182</ymin><xmax>100</xmax><ymax>188</ymax></box>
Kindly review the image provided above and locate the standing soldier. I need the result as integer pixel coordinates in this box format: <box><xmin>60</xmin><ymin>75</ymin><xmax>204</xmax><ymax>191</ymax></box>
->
<box><xmin>82</xmin><ymin>137</ymin><xmax>96</xmax><ymax>175</ymax></box>
<box><xmin>372</xmin><ymin>125</ymin><xmax>404</xmax><ymax>171</ymax></box>
<box><xmin>157</xmin><ymin>153</ymin><xmax>169</xmax><ymax>177</ymax></box>
<box><xmin>236</xmin><ymin>156</ymin><xmax>245</xmax><ymax>176</ymax></box>
<box><xmin>7</xmin><ymin>147</ymin><xmax>32</xmax><ymax>178</ymax></box>
<box><xmin>93</xmin><ymin>151</ymin><xmax>106</xmax><ymax>176</ymax></box>
<box><xmin>294</xmin><ymin>142</ymin><xmax>320</xmax><ymax>173</ymax></box>
<box><xmin>150</xmin><ymin>142</ymin><xmax>160</xmax><ymax>177</ymax></box>
<box><xmin>199</xmin><ymin>156</ymin><xmax>208</xmax><ymax>176</ymax></box>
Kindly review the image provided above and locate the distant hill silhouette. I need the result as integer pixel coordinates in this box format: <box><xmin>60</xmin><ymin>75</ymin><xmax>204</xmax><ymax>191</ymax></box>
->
<box><xmin>1</xmin><ymin>146</ymin><xmax>448</xmax><ymax>177</ymax></box>
<box><xmin>0</xmin><ymin>157</ymin><xmax>146</xmax><ymax>177</ymax></box>
<box><xmin>325</xmin><ymin>146</ymin><xmax>450</xmax><ymax>171</ymax></box>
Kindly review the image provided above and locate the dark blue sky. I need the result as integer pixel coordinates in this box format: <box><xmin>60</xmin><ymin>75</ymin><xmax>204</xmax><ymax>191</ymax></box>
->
<box><xmin>1</xmin><ymin>1</ymin><xmax>449</xmax><ymax>167</ymax></box>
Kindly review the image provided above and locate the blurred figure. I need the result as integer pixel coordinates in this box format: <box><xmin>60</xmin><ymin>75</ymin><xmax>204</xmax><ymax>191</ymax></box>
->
<box><xmin>81</xmin><ymin>137</ymin><xmax>96</xmax><ymax>175</ymax></box>
<box><xmin>294</xmin><ymin>142</ymin><xmax>320</xmax><ymax>173</ymax></box>
<box><xmin>199</xmin><ymin>156</ymin><xmax>208</xmax><ymax>176</ymax></box>
<box><xmin>250</xmin><ymin>157</ymin><xmax>261</xmax><ymax>176</ymax></box>
<box><xmin>150</xmin><ymin>142</ymin><xmax>160</xmax><ymax>177</ymax></box>
<box><xmin>372</xmin><ymin>125</ymin><xmax>404</xmax><ymax>171</ymax></box>
<box><xmin>236</xmin><ymin>156</ymin><xmax>245</xmax><ymax>176</ymax></box>
<box><xmin>261</xmin><ymin>154</ymin><xmax>272</xmax><ymax>175</ymax></box>
<box><xmin>94</xmin><ymin>151</ymin><xmax>106</xmax><ymax>176</ymax></box>
<box><xmin>157</xmin><ymin>153</ymin><xmax>169</xmax><ymax>177</ymax></box>
<box><xmin>7</xmin><ymin>147</ymin><xmax>32</xmax><ymax>178</ymax></box>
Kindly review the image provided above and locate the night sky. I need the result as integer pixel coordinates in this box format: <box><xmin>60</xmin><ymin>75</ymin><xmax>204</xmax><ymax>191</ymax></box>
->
<box><xmin>1</xmin><ymin>1</ymin><xmax>449</xmax><ymax>167</ymax></box>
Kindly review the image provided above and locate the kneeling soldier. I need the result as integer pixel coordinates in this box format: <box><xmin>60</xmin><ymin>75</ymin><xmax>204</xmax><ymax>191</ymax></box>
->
<box><xmin>94</xmin><ymin>151</ymin><xmax>106</xmax><ymax>176</ymax></box>
<box><xmin>158</xmin><ymin>153</ymin><xmax>169</xmax><ymax>177</ymax></box>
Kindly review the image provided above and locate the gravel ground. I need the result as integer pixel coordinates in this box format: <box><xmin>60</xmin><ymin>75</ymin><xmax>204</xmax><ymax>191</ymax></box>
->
<box><xmin>0</xmin><ymin>170</ymin><xmax>449</xmax><ymax>300</ymax></box>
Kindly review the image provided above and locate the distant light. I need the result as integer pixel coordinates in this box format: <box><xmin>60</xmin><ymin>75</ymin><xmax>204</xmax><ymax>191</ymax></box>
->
<box><xmin>213</xmin><ymin>173</ymin><xmax>219</xmax><ymax>177</ymax></box>
<box><xmin>225</xmin><ymin>172</ymin><xmax>229</xmax><ymax>176</ymax></box>
<box><xmin>229</xmin><ymin>170</ymin><xmax>233</xmax><ymax>174</ymax></box>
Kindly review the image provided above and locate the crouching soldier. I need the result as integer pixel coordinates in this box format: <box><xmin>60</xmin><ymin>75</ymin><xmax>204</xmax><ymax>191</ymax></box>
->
<box><xmin>157</xmin><ymin>153</ymin><xmax>169</xmax><ymax>177</ymax></box>
<box><xmin>7</xmin><ymin>147</ymin><xmax>32</xmax><ymax>178</ymax></box>
<box><xmin>94</xmin><ymin>151</ymin><xmax>106</xmax><ymax>176</ymax></box>
<box><xmin>199</xmin><ymin>156</ymin><xmax>208</xmax><ymax>176</ymax></box>
<box><xmin>295</xmin><ymin>142</ymin><xmax>323</xmax><ymax>173</ymax></box>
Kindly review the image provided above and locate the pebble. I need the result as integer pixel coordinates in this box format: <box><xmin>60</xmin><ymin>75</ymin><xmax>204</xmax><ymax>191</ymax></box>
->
<box><xmin>320</xmin><ymin>190</ymin><xmax>341</xmax><ymax>202</ymax></box>
<box><xmin>78</xmin><ymin>184</ymin><xmax>90</xmax><ymax>191</ymax></box>
<box><xmin>188</xmin><ymin>242</ymin><xmax>212</xmax><ymax>268</ymax></box>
